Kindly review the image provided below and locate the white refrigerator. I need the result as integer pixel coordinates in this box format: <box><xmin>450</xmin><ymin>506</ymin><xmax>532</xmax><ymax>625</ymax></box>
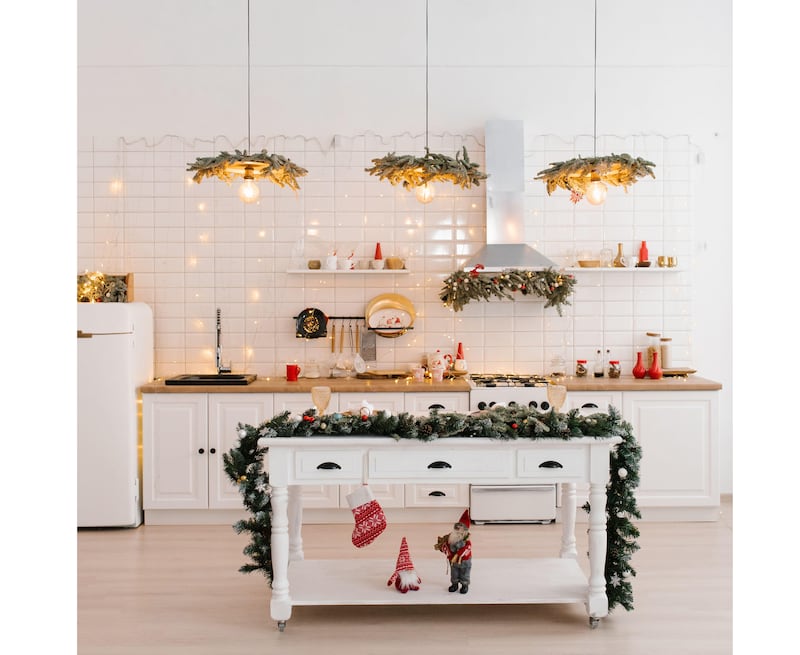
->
<box><xmin>77</xmin><ymin>302</ymin><xmax>154</xmax><ymax>527</ymax></box>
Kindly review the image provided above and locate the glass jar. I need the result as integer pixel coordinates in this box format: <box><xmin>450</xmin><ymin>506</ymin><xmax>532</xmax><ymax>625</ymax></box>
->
<box><xmin>550</xmin><ymin>354</ymin><xmax>566</xmax><ymax>378</ymax></box>
<box><xmin>646</xmin><ymin>332</ymin><xmax>661</xmax><ymax>368</ymax></box>
<box><xmin>660</xmin><ymin>337</ymin><xmax>672</xmax><ymax>369</ymax></box>
<box><xmin>593</xmin><ymin>349</ymin><xmax>605</xmax><ymax>378</ymax></box>
<box><xmin>608</xmin><ymin>360</ymin><xmax>621</xmax><ymax>378</ymax></box>
<box><xmin>575</xmin><ymin>359</ymin><xmax>588</xmax><ymax>377</ymax></box>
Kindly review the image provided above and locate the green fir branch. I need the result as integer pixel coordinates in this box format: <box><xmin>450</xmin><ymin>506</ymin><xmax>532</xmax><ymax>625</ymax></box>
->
<box><xmin>440</xmin><ymin>268</ymin><xmax>576</xmax><ymax>314</ymax></box>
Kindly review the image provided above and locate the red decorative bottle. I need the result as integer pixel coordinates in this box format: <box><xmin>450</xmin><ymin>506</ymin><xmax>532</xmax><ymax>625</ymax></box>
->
<box><xmin>374</xmin><ymin>242</ymin><xmax>383</xmax><ymax>260</ymax></box>
<box><xmin>639</xmin><ymin>240</ymin><xmax>649</xmax><ymax>263</ymax></box>
<box><xmin>632</xmin><ymin>351</ymin><xmax>647</xmax><ymax>379</ymax></box>
<box><xmin>648</xmin><ymin>350</ymin><xmax>663</xmax><ymax>380</ymax></box>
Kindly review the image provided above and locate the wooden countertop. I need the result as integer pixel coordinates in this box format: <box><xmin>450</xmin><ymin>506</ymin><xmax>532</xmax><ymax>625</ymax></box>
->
<box><xmin>140</xmin><ymin>376</ymin><xmax>472</xmax><ymax>394</ymax></box>
<box><xmin>140</xmin><ymin>374</ymin><xmax>721</xmax><ymax>394</ymax></box>
<box><xmin>559</xmin><ymin>374</ymin><xmax>721</xmax><ymax>391</ymax></box>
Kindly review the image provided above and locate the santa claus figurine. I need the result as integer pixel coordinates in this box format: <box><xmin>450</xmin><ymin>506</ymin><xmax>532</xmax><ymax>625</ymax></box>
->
<box><xmin>435</xmin><ymin>509</ymin><xmax>472</xmax><ymax>594</ymax></box>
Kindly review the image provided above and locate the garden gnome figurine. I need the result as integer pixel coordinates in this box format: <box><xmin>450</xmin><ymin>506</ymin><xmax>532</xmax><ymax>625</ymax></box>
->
<box><xmin>387</xmin><ymin>537</ymin><xmax>421</xmax><ymax>593</ymax></box>
<box><xmin>435</xmin><ymin>509</ymin><xmax>472</xmax><ymax>594</ymax></box>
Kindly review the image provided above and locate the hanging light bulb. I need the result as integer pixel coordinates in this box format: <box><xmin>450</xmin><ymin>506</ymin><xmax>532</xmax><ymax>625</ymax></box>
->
<box><xmin>238</xmin><ymin>167</ymin><xmax>260</xmax><ymax>203</ymax></box>
<box><xmin>415</xmin><ymin>182</ymin><xmax>435</xmax><ymax>204</ymax></box>
<box><xmin>585</xmin><ymin>172</ymin><xmax>607</xmax><ymax>205</ymax></box>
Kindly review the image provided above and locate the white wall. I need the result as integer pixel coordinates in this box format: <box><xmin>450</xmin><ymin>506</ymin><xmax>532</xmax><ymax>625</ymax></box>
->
<box><xmin>77</xmin><ymin>0</ymin><xmax>732</xmax><ymax>492</ymax></box>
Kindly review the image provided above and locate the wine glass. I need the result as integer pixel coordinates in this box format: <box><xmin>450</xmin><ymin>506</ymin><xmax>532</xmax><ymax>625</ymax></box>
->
<box><xmin>311</xmin><ymin>386</ymin><xmax>332</xmax><ymax>416</ymax></box>
<box><xmin>547</xmin><ymin>384</ymin><xmax>567</xmax><ymax>413</ymax></box>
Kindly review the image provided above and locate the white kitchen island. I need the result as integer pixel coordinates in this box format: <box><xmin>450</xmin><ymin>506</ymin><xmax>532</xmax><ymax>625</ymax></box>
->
<box><xmin>259</xmin><ymin>435</ymin><xmax>621</xmax><ymax>631</ymax></box>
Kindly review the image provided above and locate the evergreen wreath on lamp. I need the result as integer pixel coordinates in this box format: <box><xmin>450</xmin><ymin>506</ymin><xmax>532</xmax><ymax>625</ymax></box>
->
<box><xmin>224</xmin><ymin>404</ymin><xmax>641</xmax><ymax>612</ymax></box>
<box><xmin>440</xmin><ymin>266</ymin><xmax>576</xmax><ymax>314</ymax></box>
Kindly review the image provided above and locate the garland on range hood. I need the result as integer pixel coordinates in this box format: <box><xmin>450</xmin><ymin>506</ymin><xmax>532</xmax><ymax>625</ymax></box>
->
<box><xmin>440</xmin><ymin>265</ymin><xmax>576</xmax><ymax>314</ymax></box>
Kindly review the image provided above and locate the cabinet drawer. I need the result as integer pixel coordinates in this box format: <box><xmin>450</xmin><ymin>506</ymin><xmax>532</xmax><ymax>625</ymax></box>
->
<box><xmin>369</xmin><ymin>450</ymin><xmax>511</xmax><ymax>479</ymax></box>
<box><xmin>294</xmin><ymin>450</ymin><xmax>364</xmax><ymax>481</ymax></box>
<box><xmin>517</xmin><ymin>449</ymin><xmax>587</xmax><ymax>480</ymax></box>
<box><xmin>404</xmin><ymin>483</ymin><xmax>469</xmax><ymax>508</ymax></box>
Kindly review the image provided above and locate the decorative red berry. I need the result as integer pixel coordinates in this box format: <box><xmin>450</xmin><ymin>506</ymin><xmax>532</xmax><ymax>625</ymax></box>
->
<box><xmin>361</xmin><ymin>414</ymin><xmax>368</xmax><ymax>421</ymax></box>
<box><xmin>302</xmin><ymin>415</ymin><xmax>314</xmax><ymax>422</ymax></box>
<box><xmin>511</xmin><ymin>422</ymin><xmax>518</xmax><ymax>429</ymax></box>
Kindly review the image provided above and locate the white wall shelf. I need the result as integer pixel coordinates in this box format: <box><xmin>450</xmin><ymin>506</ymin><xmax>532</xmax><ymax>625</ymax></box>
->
<box><xmin>564</xmin><ymin>267</ymin><xmax>682</xmax><ymax>272</ymax></box>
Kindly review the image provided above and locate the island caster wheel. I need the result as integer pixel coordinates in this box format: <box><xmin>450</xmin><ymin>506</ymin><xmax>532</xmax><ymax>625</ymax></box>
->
<box><xmin>277</xmin><ymin>621</ymin><xmax>286</xmax><ymax>632</ymax></box>
<box><xmin>589</xmin><ymin>617</ymin><xmax>600</xmax><ymax>629</ymax></box>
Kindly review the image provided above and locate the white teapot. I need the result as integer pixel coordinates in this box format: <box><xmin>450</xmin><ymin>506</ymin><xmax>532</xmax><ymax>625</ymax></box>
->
<box><xmin>427</xmin><ymin>349</ymin><xmax>453</xmax><ymax>371</ymax></box>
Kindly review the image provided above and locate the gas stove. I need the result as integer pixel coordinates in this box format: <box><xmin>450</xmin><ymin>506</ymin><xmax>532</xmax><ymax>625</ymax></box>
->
<box><xmin>468</xmin><ymin>373</ymin><xmax>555</xmax><ymax>412</ymax></box>
<box><xmin>469</xmin><ymin>373</ymin><xmax>551</xmax><ymax>388</ymax></box>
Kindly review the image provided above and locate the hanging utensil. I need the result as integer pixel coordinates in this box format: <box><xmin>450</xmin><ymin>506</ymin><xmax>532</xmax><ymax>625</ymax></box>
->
<box><xmin>353</xmin><ymin>322</ymin><xmax>366</xmax><ymax>374</ymax></box>
<box><xmin>334</xmin><ymin>322</ymin><xmax>347</xmax><ymax>372</ymax></box>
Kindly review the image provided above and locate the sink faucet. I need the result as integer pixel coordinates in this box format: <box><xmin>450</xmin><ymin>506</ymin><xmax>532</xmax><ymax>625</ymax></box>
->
<box><xmin>216</xmin><ymin>308</ymin><xmax>231</xmax><ymax>374</ymax></box>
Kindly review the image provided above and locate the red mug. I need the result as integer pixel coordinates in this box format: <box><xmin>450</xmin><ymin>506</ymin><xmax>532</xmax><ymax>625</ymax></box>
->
<box><xmin>286</xmin><ymin>363</ymin><xmax>301</xmax><ymax>381</ymax></box>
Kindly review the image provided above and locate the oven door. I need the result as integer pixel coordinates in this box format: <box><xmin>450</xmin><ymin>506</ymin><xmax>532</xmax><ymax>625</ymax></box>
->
<box><xmin>469</xmin><ymin>484</ymin><xmax>556</xmax><ymax>524</ymax></box>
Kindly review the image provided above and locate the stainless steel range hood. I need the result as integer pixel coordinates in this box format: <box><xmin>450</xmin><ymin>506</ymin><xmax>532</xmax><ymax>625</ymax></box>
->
<box><xmin>463</xmin><ymin>120</ymin><xmax>556</xmax><ymax>272</ymax></box>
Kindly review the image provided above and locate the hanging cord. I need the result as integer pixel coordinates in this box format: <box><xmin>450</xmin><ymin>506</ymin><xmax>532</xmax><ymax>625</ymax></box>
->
<box><xmin>592</xmin><ymin>0</ymin><xmax>597</xmax><ymax>157</ymax></box>
<box><xmin>246</xmin><ymin>0</ymin><xmax>252</xmax><ymax>152</ymax></box>
<box><xmin>424</xmin><ymin>0</ymin><xmax>429</xmax><ymax>152</ymax></box>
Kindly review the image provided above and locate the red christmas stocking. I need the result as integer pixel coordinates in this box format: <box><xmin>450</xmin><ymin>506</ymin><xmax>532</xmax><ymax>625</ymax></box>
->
<box><xmin>346</xmin><ymin>485</ymin><xmax>387</xmax><ymax>548</ymax></box>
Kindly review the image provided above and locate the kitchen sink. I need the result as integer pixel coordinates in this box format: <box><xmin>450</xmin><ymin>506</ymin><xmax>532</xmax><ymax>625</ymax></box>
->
<box><xmin>164</xmin><ymin>374</ymin><xmax>257</xmax><ymax>386</ymax></box>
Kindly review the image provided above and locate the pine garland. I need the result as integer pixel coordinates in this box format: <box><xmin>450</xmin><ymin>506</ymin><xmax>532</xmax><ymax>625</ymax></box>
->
<box><xmin>187</xmin><ymin>149</ymin><xmax>309</xmax><ymax>190</ymax></box>
<box><xmin>365</xmin><ymin>147</ymin><xmax>488</xmax><ymax>189</ymax></box>
<box><xmin>224</xmin><ymin>404</ymin><xmax>640</xmax><ymax>612</ymax></box>
<box><xmin>440</xmin><ymin>266</ymin><xmax>576</xmax><ymax>314</ymax></box>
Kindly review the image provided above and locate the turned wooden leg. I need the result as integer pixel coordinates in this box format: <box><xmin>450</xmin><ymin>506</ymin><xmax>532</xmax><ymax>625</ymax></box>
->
<box><xmin>288</xmin><ymin>485</ymin><xmax>304</xmax><ymax>561</ymax></box>
<box><xmin>269</xmin><ymin>485</ymin><xmax>292</xmax><ymax>624</ymax></box>
<box><xmin>560</xmin><ymin>482</ymin><xmax>578</xmax><ymax>558</ymax></box>
<box><xmin>586</xmin><ymin>481</ymin><xmax>609</xmax><ymax>619</ymax></box>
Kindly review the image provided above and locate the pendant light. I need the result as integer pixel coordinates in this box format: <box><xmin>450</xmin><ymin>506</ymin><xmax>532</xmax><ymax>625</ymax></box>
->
<box><xmin>187</xmin><ymin>0</ymin><xmax>308</xmax><ymax>201</ymax></box>
<box><xmin>366</xmin><ymin>0</ymin><xmax>487</xmax><ymax>201</ymax></box>
<box><xmin>535</xmin><ymin>0</ymin><xmax>655</xmax><ymax>204</ymax></box>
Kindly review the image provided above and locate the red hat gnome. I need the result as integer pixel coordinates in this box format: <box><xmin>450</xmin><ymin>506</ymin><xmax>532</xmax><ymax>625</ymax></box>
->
<box><xmin>435</xmin><ymin>509</ymin><xmax>472</xmax><ymax>594</ymax></box>
<box><xmin>387</xmin><ymin>537</ymin><xmax>421</xmax><ymax>593</ymax></box>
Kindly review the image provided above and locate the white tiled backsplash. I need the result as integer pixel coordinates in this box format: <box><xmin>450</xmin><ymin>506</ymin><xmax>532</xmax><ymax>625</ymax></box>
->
<box><xmin>77</xmin><ymin>131</ymin><xmax>695</xmax><ymax>378</ymax></box>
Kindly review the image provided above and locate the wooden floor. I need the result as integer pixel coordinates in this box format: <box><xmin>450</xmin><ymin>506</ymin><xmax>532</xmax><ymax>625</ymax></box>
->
<box><xmin>77</xmin><ymin>500</ymin><xmax>732</xmax><ymax>655</ymax></box>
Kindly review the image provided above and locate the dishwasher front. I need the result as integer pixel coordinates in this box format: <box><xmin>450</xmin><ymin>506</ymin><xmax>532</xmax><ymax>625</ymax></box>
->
<box><xmin>469</xmin><ymin>484</ymin><xmax>557</xmax><ymax>524</ymax></box>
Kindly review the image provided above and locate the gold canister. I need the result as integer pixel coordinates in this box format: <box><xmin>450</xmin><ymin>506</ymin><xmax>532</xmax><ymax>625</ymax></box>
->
<box><xmin>667</xmin><ymin>256</ymin><xmax>678</xmax><ymax>268</ymax></box>
<box><xmin>657</xmin><ymin>255</ymin><xmax>667</xmax><ymax>267</ymax></box>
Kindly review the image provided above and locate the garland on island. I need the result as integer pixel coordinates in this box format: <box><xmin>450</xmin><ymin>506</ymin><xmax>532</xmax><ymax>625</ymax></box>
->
<box><xmin>223</xmin><ymin>404</ymin><xmax>640</xmax><ymax>612</ymax></box>
<box><xmin>440</xmin><ymin>266</ymin><xmax>576</xmax><ymax>314</ymax></box>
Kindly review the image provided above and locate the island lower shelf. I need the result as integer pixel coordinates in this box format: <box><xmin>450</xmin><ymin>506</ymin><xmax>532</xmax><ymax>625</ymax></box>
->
<box><xmin>288</xmin><ymin>557</ymin><xmax>589</xmax><ymax>606</ymax></box>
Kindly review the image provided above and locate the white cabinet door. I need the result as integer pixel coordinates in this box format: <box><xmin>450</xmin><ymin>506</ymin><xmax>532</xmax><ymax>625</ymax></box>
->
<box><xmin>208</xmin><ymin>394</ymin><xmax>274</xmax><ymax>509</ymax></box>
<box><xmin>143</xmin><ymin>394</ymin><xmax>208</xmax><ymax>510</ymax></box>
<box><xmin>404</xmin><ymin>483</ymin><xmax>469</xmax><ymax>508</ymax></box>
<box><xmin>564</xmin><ymin>391</ymin><xmax>623</xmax><ymax>416</ymax></box>
<box><xmin>338</xmin><ymin>392</ymin><xmax>405</xmax><ymax>415</ymax></box>
<box><xmin>622</xmin><ymin>391</ymin><xmax>719</xmax><ymax>509</ymax></box>
<box><xmin>404</xmin><ymin>392</ymin><xmax>470</xmax><ymax>415</ymax></box>
<box><xmin>273</xmin><ymin>392</ymin><xmax>338</xmax><ymax>415</ymax></box>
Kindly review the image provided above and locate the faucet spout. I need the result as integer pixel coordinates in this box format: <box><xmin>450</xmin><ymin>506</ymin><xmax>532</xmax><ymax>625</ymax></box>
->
<box><xmin>216</xmin><ymin>308</ymin><xmax>231</xmax><ymax>374</ymax></box>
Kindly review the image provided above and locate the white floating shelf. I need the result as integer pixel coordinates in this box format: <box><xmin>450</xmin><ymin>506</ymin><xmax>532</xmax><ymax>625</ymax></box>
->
<box><xmin>287</xmin><ymin>269</ymin><xmax>410</xmax><ymax>274</ymax></box>
<box><xmin>565</xmin><ymin>267</ymin><xmax>682</xmax><ymax>272</ymax></box>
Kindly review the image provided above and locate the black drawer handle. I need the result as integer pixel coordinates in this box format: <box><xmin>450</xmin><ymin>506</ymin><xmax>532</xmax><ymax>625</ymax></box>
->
<box><xmin>316</xmin><ymin>462</ymin><xmax>342</xmax><ymax>470</ymax></box>
<box><xmin>581</xmin><ymin>403</ymin><xmax>599</xmax><ymax>409</ymax></box>
<box><xmin>198</xmin><ymin>448</ymin><xmax>205</xmax><ymax>454</ymax></box>
<box><xmin>539</xmin><ymin>460</ymin><xmax>563</xmax><ymax>469</ymax></box>
<box><xmin>428</xmin><ymin>403</ymin><xmax>445</xmax><ymax>410</ymax></box>
<box><xmin>427</xmin><ymin>461</ymin><xmax>452</xmax><ymax>469</ymax></box>
<box><xmin>209</xmin><ymin>448</ymin><xmax>216</xmax><ymax>454</ymax></box>
<box><xmin>428</xmin><ymin>490</ymin><xmax>446</xmax><ymax>497</ymax></box>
